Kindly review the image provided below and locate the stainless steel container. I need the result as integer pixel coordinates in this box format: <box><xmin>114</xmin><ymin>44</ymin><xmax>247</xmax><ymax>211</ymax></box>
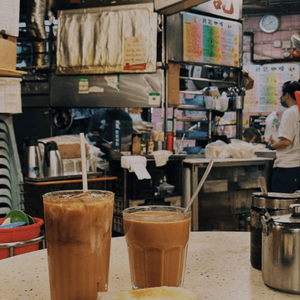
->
<box><xmin>261</xmin><ymin>204</ymin><xmax>300</xmax><ymax>294</ymax></box>
<box><xmin>23</xmin><ymin>137</ymin><xmax>44</xmax><ymax>178</ymax></box>
<box><xmin>250</xmin><ymin>192</ymin><xmax>300</xmax><ymax>270</ymax></box>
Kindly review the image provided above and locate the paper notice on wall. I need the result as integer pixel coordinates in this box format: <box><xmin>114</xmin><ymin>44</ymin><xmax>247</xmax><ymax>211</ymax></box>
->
<box><xmin>0</xmin><ymin>0</ymin><xmax>20</xmax><ymax>37</ymax></box>
<box><xmin>243</xmin><ymin>64</ymin><xmax>300</xmax><ymax>113</ymax></box>
<box><xmin>124</xmin><ymin>36</ymin><xmax>147</xmax><ymax>71</ymax></box>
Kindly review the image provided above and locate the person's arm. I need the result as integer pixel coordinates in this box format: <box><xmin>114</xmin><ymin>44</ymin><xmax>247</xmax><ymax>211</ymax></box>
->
<box><xmin>269</xmin><ymin>137</ymin><xmax>291</xmax><ymax>150</ymax></box>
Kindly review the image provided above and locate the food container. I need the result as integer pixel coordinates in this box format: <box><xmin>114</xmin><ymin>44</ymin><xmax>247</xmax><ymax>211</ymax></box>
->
<box><xmin>261</xmin><ymin>204</ymin><xmax>300</xmax><ymax>294</ymax></box>
<box><xmin>250</xmin><ymin>192</ymin><xmax>300</xmax><ymax>270</ymax></box>
<box><xmin>183</xmin><ymin>146</ymin><xmax>202</xmax><ymax>154</ymax></box>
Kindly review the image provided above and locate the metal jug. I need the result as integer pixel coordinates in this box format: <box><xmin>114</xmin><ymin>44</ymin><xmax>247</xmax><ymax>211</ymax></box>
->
<box><xmin>23</xmin><ymin>137</ymin><xmax>44</xmax><ymax>178</ymax></box>
<box><xmin>261</xmin><ymin>204</ymin><xmax>300</xmax><ymax>294</ymax></box>
<box><xmin>43</xmin><ymin>141</ymin><xmax>63</xmax><ymax>177</ymax></box>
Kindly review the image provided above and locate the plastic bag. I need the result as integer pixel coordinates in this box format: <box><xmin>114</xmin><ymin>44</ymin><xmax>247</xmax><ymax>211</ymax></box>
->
<box><xmin>228</xmin><ymin>139</ymin><xmax>255</xmax><ymax>158</ymax></box>
<box><xmin>264</xmin><ymin>112</ymin><xmax>280</xmax><ymax>142</ymax></box>
<box><xmin>205</xmin><ymin>140</ymin><xmax>231</xmax><ymax>158</ymax></box>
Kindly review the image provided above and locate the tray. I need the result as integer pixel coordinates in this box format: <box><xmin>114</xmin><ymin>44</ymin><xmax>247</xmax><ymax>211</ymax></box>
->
<box><xmin>24</xmin><ymin>172</ymin><xmax>104</xmax><ymax>182</ymax></box>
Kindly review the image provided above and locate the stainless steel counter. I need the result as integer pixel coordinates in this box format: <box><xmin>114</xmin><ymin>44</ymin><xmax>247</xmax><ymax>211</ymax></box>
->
<box><xmin>183</xmin><ymin>157</ymin><xmax>274</xmax><ymax>230</ymax></box>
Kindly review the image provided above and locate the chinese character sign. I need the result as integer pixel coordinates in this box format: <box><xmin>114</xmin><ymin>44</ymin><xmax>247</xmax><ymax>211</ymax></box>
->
<box><xmin>183</xmin><ymin>12</ymin><xmax>241</xmax><ymax>67</ymax></box>
<box><xmin>243</xmin><ymin>64</ymin><xmax>300</xmax><ymax>113</ymax></box>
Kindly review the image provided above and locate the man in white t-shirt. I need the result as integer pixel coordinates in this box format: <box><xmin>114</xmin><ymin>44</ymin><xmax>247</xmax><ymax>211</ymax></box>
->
<box><xmin>269</xmin><ymin>80</ymin><xmax>300</xmax><ymax>193</ymax></box>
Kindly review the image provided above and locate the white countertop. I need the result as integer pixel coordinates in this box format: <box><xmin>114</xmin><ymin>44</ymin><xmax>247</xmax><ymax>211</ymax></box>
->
<box><xmin>183</xmin><ymin>157</ymin><xmax>274</xmax><ymax>164</ymax></box>
<box><xmin>0</xmin><ymin>232</ymin><xmax>299</xmax><ymax>300</ymax></box>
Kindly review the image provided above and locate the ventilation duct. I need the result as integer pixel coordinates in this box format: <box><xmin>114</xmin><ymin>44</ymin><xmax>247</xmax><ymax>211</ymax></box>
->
<box><xmin>26</xmin><ymin>0</ymin><xmax>47</xmax><ymax>67</ymax></box>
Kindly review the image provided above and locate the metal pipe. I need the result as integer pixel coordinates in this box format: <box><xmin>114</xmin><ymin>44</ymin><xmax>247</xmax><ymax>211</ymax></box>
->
<box><xmin>244</xmin><ymin>31</ymin><xmax>300</xmax><ymax>65</ymax></box>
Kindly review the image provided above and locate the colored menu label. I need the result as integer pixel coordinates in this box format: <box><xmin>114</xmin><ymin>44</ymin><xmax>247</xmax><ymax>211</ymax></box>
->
<box><xmin>243</xmin><ymin>64</ymin><xmax>299</xmax><ymax>113</ymax></box>
<box><xmin>183</xmin><ymin>13</ymin><xmax>241</xmax><ymax>67</ymax></box>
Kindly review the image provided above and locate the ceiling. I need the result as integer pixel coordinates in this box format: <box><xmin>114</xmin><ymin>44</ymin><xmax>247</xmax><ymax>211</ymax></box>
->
<box><xmin>19</xmin><ymin>0</ymin><xmax>300</xmax><ymax>19</ymax></box>
<box><xmin>242</xmin><ymin>0</ymin><xmax>300</xmax><ymax>16</ymax></box>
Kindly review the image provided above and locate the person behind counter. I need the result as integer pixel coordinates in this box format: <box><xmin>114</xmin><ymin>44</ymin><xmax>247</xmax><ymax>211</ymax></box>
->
<box><xmin>188</xmin><ymin>110</ymin><xmax>232</xmax><ymax>143</ymax></box>
<box><xmin>87</xmin><ymin>108</ymin><xmax>132</xmax><ymax>143</ymax></box>
<box><xmin>268</xmin><ymin>80</ymin><xmax>300</xmax><ymax>193</ymax></box>
<box><xmin>212</xmin><ymin>110</ymin><xmax>233</xmax><ymax>141</ymax></box>
<box><xmin>243</xmin><ymin>127</ymin><xmax>262</xmax><ymax>144</ymax></box>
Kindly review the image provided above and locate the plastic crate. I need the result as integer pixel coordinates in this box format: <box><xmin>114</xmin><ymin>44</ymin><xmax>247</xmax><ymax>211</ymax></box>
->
<box><xmin>113</xmin><ymin>215</ymin><xmax>124</xmax><ymax>233</ymax></box>
<box><xmin>0</xmin><ymin>77</ymin><xmax>22</xmax><ymax>114</ymax></box>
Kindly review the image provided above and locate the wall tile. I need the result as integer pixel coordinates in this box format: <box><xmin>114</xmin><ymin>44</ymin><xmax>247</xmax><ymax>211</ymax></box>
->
<box><xmin>272</xmin><ymin>31</ymin><xmax>282</xmax><ymax>40</ymax></box>
<box><xmin>281</xmin><ymin>16</ymin><xmax>291</xmax><ymax>29</ymax></box>
<box><xmin>254</xmin><ymin>32</ymin><xmax>262</xmax><ymax>42</ymax></box>
<box><xmin>271</xmin><ymin>48</ymin><xmax>283</xmax><ymax>59</ymax></box>
<box><xmin>262</xmin><ymin>33</ymin><xmax>272</xmax><ymax>42</ymax></box>
<box><xmin>261</xmin><ymin>44</ymin><xmax>271</xmax><ymax>57</ymax></box>
<box><xmin>291</xmin><ymin>15</ymin><xmax>300</xmax><ymax>27</ymax></box>
<box><xmin>245</xmin><ymin>17</ymin><xmax>260</xmax><ymax>30</ymax></box>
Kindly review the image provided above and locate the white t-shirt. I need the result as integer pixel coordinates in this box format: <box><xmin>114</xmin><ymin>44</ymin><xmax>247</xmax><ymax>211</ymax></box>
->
<box><xmin>273</xmin><ymin>105</ymin><xmax>300</xmax><ymax>168</ymax></box>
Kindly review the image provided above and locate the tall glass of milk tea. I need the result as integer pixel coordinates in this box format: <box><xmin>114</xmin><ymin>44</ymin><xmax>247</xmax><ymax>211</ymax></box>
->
<box><xmin>43</xmin><ymin>190</ymin><xmax>114</xmax><ymax>300</ymax></box>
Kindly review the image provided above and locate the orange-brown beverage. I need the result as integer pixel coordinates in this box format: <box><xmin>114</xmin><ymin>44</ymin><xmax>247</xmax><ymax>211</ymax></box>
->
<box><xmin>123</xmin><ymin>206</ymin><xmax>191</xmax><ymax>289</ymax></box>
<box><xmin>43</xmin><ymin>190</ymin><xmax>114</xmax><ymax>300</ymax></box>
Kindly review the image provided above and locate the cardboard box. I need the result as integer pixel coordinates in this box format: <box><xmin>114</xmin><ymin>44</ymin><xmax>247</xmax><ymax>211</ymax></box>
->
<box><xmin>0</xmin><ymin>0</ymin><xmax>20</xmax><ymax>37</ymax></box>
<box><xmin>0</xmin><ymin>34</ymin><xmax>17</xmax><ymax>70</ymax></box>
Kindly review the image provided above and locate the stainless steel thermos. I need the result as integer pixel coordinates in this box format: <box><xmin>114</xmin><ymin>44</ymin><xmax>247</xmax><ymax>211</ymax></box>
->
<box><xmin>43</xmin><ymin>141</ymin><xmax>63</xmax><ymax>177</ymax></box>
<box><xmin>23</xmin><ymin>137</ymin><xmax>44</xmax><ymax>178</ymax></box>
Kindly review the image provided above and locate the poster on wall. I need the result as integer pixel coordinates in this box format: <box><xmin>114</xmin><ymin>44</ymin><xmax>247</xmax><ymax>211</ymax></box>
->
<box><xmin>243</xmin><ymin>64</ymin><xmax>300</xmax><ymax>113</ymax></box>
<box><xmin>182</xmin><ymin>12</ymin><xmax>241</xmax><ymax>67</ymax></box>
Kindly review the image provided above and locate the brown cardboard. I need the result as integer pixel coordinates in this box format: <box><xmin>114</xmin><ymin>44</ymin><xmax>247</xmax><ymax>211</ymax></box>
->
<box><xmin>0</xmin><ymin>35</ymin><xmax>17</xmax><ymax>70</ymax></box>
<box><xmin>168</xmin><ymin>63</ymin><xmax>180</xmax><ymax>105</ymax></box>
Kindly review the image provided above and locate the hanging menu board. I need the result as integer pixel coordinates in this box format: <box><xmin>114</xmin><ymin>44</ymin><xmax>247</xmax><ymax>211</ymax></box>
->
<box><xmin>243</xmin><ymin>64</ymin><xmax>300</xmax><ymax>113</ymax></box>
<box><xmin>182</xmin><ymin>12</ymin><xmax>242</xmax><ymax>67</ymax></box>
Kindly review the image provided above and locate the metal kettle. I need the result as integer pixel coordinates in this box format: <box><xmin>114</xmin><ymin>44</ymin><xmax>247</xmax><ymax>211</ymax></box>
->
<box><xmin>23</xmin><ymin>137</ymin><xmax>44</xmax><ymax>178</ymax></box>
<box><xmin>43</xmin><ymin>141</ymin><xmax>63</xmax><ymax>177</ymax></box>
<box><xmin>261</xmin><ymin>204</ymin><xmax>300</xmax><ymax>294</ymax></box>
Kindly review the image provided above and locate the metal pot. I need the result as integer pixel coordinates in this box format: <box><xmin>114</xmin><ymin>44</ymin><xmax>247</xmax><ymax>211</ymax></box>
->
<box><xmin>261</xmin><ymin>204</ymin><xmax>300</xmax><ymax>294</ymax></box>
<box><xmin>250</xmin><ymin>192</ymin><xmax>300</xmax><ymax>270</ymax></box>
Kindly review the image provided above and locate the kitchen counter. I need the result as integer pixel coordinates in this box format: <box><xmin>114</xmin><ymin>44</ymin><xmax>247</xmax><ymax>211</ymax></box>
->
<box><xmin>183</xmin><ymin>157</ymin><xmax>274</xmax><ymax>230</ymax></box>
<box><xmin>0</xmin><ymin>231</ymin><xmax>298</xmax><ymax>299</ymax></box>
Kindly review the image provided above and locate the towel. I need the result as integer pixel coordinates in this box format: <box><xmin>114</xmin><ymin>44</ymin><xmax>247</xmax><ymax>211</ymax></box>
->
<box><xmin>152</xmin><ymin>150</ymin><xmax>172</xmax><ymax>167</ymax></box>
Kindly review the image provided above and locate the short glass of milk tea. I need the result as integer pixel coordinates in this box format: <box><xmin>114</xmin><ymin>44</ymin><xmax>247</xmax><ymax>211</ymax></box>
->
<box><xmin>123</xmin><ymin>205</ymin><xmax>191</xmax><ymax>289</ymax></box>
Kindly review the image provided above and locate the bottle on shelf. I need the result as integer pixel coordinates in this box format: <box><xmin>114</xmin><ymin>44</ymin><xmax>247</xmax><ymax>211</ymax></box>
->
<box><xmin>132</xmin><ymin>134</ymin><xmax>141</xmax><ymax>155</ymax></box>
<box><xmin>167</xmin><ymin>131</ymin><xmax>174</xmax><ymax>153</ymax></box>
<box><xmin>147</xmin><ymin>136</ymin><xmax>154</xmax><ymax>155</ymax></box>
<box><xmin>140</xmin><ymin>134</ymin><xmax>147</xmax><ymax>155</ymax></box>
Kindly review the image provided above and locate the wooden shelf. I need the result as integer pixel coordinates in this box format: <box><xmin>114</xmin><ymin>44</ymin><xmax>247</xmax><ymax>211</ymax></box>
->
<box><xmin>24</xmin><ymin>175</ymin><xmax>117</xmax><ymax>186</ymax></box>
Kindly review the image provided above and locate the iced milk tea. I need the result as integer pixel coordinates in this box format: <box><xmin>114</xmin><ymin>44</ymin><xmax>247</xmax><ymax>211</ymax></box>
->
<box><xmin>43</xmin><ymin>190</ymin><xmax>114</xmax><ymax>300</ymax></box>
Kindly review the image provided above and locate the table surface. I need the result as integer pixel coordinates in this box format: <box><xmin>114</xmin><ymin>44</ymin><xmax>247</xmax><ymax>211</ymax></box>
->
<box><xmin>183</xmin><ymin>157</ymin><xmax>274</xmax><ymax>165</ymax></box>
<box><xmin>0</xmin><ymin>232</ymin><xmax>299</xmax><ymax>300</ymax></box>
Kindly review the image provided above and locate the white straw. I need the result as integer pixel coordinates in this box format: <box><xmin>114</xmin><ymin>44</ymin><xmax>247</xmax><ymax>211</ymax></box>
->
<box><xmin>80</xmin><ymin>132</ymin><xmax>88</xmax><ymax>192</ymax></box>
<box><xmin>184</xmin><ymin>159</ymin><xmax>214</xmax><ymax>213</ymax></box>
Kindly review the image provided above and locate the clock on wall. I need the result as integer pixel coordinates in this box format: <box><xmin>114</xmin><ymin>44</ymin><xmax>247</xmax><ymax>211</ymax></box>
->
<box><xmin>259</xmin><ymin>14</ymin><xmax>280</xmax><ymax>33</ymax></box>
